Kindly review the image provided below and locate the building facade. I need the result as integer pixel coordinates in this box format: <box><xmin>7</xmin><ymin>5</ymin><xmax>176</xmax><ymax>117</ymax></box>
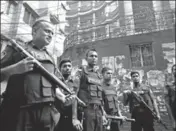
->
<box><xmin>63</xmin><ymin>1</ymin><xmax>175</xmax><ymax>80</ymax></box>
<box><xmin>1</xmin><ymin>1</ymin><xmax>67</xmax><ymax>96</ymax></box>
<box><xmin>62</xmin><ymin>2</ymin><xmax>175</xmax><ymax>128</ymax></box>
<box><xmin>1</xmin><ymin>0</ymin><xmax>66</xmax><ymax>57</ymax></box>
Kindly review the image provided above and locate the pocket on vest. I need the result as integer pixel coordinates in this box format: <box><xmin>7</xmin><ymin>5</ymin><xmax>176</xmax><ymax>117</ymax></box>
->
<box><xmin>41</xmin><ymin>76</ymin><xmax>52</xmax><ymax>97</ymax></box>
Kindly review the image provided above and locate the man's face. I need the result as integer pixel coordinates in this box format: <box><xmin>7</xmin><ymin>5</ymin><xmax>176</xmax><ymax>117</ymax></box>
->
<box><xmin>86</xmin><ymin>51</ymin><xmax>98</xmax><ymax>66</ymax></box>
<box><xmin>60</xmin><ymin>62</ymin><xmax>72</xmax><ymax>75</ymax></box>
<box><xmin>172</xmin><ymin>65</ymin><xmax>176</xmax><ymax>77</ymax></box>
<box><xmin>103</xmin><ymin>69</ymin><xmax>113</xmax><ymax>81</ymax></box>
<box><xmin>131</xmin><ymin>73</ymin><xmax>140</xmax><ymax>83</ymax></box>
<box><xmin>33</xmin><ymin>22</ymin><xmax>54</xmax><ymax>46</ymax></box>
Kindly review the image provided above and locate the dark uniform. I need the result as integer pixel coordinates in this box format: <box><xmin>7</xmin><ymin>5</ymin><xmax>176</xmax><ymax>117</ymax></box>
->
<box><xmin>76</xmin><ymin>66</ymin><xmax>104</xmax><ymax>131</ymax></box>
<box><xmin>124</xmin><ymin>84</ymin><xmax>157</xmax><ymax>131</ymax></box>
<box><xmin>0</xmin><ymin>42</ymin><xmax>60</xmax><ymax>131</ymax></box>
<box><xmin>54</xmin><ymin>76</ymin><xmax>79</xmax><ymax>131</ymax></box>
<box><xmin>102</xmin><ymin>83</ymin><xmax>121</xmax><ymax>131</ymax></box>
<box><xmin>165</xmin><ymin>81</ymin><xmax>176</xmax><ymax>128</ymax></box>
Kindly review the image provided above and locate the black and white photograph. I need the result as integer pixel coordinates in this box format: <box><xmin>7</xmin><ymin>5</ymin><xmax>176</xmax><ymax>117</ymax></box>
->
<box><xmin>0</xmin><ymin>1</ymin><xmax>175</xmax><ymax>131</ymax></box>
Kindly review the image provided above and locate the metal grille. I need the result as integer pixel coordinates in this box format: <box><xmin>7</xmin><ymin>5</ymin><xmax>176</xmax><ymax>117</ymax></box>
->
<box><xmin>129</xmin><ymin>43</ymin><xmax>154</xmax><ymax>68</ymax></box>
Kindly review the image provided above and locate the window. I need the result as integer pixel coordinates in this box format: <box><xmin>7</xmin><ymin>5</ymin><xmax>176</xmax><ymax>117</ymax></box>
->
<box><xmin>23</xmin><ymin>8</ymin><xmax>36</xmax><ymax>26</ymax></box>
<box><xmin>132</xmin><ymin>1</ymin><xmax>156</xmax><ymax>33</ymax></box>
<box><xmin>105</xmin><ymin>1</ymin><xmax>118</xmax><ymax>16</ymax></box>
<box><xmin>109</xmin><ymin>21</ymin><xmax>120</xmax><ymax>32</ymax></box>
<box><xmin>23</xmin><ymin>2</ymin><xmax>39</xmax><ymax>26</ymax></box>
<box><xmin>95</xmin><ymin>8</ymin><xmax>105</xmax><ymax>23</ymax></box>
<box><xmin>80</xmin><ymin>31</ymin><xmax>93</xmax><ymax>42</ymax></box>
<box><xmin>6</xmin><ymin>1</ymin><xmax>16</xmax><ymax>15</ymax></box>
<box><xmin>95</xmin><ymin>27</ymin><xmax>106</xmax><ymax>39</ymax></box>
<box><xmin>129</xmin><ymin>43</ymin><xmax>154</xmax><ymax>68</ymax></box>
<box><xmin>80</xmin><ymin>14</ymin><xmax>93</xmax><ymax>28</ymax></box>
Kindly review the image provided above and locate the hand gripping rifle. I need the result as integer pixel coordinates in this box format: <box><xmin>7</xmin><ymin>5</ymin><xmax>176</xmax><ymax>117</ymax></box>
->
<box><xmin>104</xmin><ymin>115</ymin><xmax>135</xmax><ymax>130</ymax></box>
<box><xmin>131</xmin><ymin>91</ymin><xmax>168</xmax><ymax>129</ymax></box>
<box><xmin>8</xmin><ymin>39</ymin><xmax>86</xmax><ymax>107</ymax></box>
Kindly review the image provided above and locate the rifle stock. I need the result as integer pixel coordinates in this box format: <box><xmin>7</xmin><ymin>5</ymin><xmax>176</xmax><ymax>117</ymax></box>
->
<box><xmin>131</xmin><ymin>91</ymin><xmax>168</xmax><ymax>129</ymax></box>
<box><xmin>8</xmin><ymin>39</ymin><xmax>86</xmax><ymax>107</ymax></box>
<box><xmin>106</xmin><ymin>115</ymin><xmax>135</xmax><ymax>122</ymax></box>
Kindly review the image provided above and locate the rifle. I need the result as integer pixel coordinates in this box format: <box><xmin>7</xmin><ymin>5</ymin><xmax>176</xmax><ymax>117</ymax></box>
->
<box><xmin>131</xmin><ymin>91</ymin><xmax>168</xmax><ymax>129</ymax></box>
<box><xmin>104</xmin><ymin>115</ymin><xmax>135</xmax><ymax>130</ymax></box>
<box><xmin>8</xmin><ymin>39</ymin><xmax>86</xmax><ymax>107</ymax></box>
<box><xmin>106</xmin><ymin>115</ymin><xmax>135</xmax><ymax>122</ymax></box>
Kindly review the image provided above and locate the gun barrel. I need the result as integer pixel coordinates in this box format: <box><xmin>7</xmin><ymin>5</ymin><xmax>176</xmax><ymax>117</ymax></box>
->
<box><xmin>9</xmin><ymin>39</ymin><xmax>86</xmax><ymax>107</ymax></box>
<box><xmin>131</xmin><ymin>91</ymin><xmax>168</xmax><ymax>129</ymax></box>
<box><xmin>106</xmin><ymin>115</ymin><xmax>135</xmax><ymax>122</ymax></box>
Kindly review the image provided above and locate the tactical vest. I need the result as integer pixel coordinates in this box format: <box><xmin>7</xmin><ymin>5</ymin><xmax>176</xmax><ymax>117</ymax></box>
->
<box><xmin>129</xmin><ymin>85</ymin><xmax>154</xmax><ymax>113</ymax></box>
<box><xmin>78</xmin><ymin>67</ymin><xmax>102</xmax><ymax>105</ymax></box>
<box><xmin>5</xmin><ymin>43</ymin><xmax>56</xmax><ymax>106</ymax></box>
<box><xmin>103</xmin><ymin>85</ymin><xmax>119</xmax><ymax>113</ymax></box>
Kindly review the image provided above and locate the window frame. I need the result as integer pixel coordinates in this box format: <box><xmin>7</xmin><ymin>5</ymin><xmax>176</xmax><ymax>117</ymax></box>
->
<box><xmin>129</xmin><ymin>42</ymin><xmax>155</xmax><ymax>68</ymax></box>
<box><xmin>23</xmin><ymin>2</ymin><xmax>39</xmax><ymax>26</ymax></box>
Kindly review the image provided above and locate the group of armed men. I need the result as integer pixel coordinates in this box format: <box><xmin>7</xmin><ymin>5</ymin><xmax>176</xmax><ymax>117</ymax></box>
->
<box><xmin>0</xmin><ymin>17</ymin><xmax>175</xmax><ymax>131</ymax></box>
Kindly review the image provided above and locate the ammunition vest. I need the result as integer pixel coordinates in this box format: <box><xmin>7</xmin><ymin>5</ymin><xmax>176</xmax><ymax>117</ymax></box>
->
<box><xmin>129</xmin><ymin>85</ymin><xmax>154</xmax><ymax>113</ymax></box>
<box><xmin>103</xmin><ymin>85</ymin><xmax>119</xmax><ymax>113</ymax></box>
<box><xmin>5</xmin><ymin>43</ymin><xmax>56</xmax><ymax>106</ymax></box>
<box><xmin>78</xmin><ymin>67</ymin><xmax>102</xmax><ymax>105</ymax></box>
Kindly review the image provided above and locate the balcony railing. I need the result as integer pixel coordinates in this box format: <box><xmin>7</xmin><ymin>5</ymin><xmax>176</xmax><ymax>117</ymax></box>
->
<box><xmin>80</xmin><ymin>1</ymin><xmax>93</xmax><ymax>13</ymax></box>
<box><xmin>64</xmin><ymin>9</ymin><xmax>175</xmax><ymax>50</ymax></box>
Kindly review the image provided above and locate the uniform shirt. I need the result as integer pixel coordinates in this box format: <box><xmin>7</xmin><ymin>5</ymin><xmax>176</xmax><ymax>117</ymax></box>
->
<box><xmin>123</xmin><ymin>84</ymin><xmax>156</xmax><ymax>113</ymax></box>
<box><xmin>55</xmin><ymin>75</ymin><xmax>79</xmax><ymax>115</ymax></box>
<box><xmin>0</xmin><ymin>41</ymin><xmax>59</xmax><ymax>105</ymax></box>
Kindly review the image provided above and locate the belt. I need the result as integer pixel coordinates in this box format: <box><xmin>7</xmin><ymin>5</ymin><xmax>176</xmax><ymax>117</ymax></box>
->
<box><xmin>20</xmin><ymin>102</ymin><xmax>54</xmax><ymax>108</ymax></box>
<box><xmin>62</xmin><ymin>115</ymin><xmax>71</xmax><ymax>119</ymax></box>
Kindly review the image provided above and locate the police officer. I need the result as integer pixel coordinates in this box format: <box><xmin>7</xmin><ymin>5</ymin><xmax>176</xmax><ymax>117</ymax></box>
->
<box><xmin>123</xmin><ymin>71</ymin><xmax>160</xmax><ymax>131</ymax></box>
<box><xmin>102</xmin><ymin>66</ymin><xmax>126</xmax><ymax>131</ymax></box>
<box><xmin>0</xmin><ymin>17</ymin><xmax>75</xmax><ymax>131</ymax></box>
<box><xmin>72</xmin><ymin>48</ymin><xmax>107</xmax><ymax>131</ymax></box>
<box><xmin>165</xmin><ymin>64</ymin><xmax>176</xmax><ymax>131</ymax></box>
<box><xmin>55</xmin><ymin>58</ymin><xmax>83</xmax><ymax>131</ymax></box>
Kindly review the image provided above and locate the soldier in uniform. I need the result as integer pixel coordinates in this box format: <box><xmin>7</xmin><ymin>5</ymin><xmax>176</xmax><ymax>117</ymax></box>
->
<box><xmin>55</xmin><ymin>58</ymin><xmax>83</xmax><ymax>131</ymax></box>
<box><xmin>165</xmin><ymin>64</ymin><xmax>176</xmax><ymax>131</ymax></box>
<box><xmin>101</xmin><ymin>66</ymin><xmax>126</xmax><ymax>131</ymax></box>
<box><xmin>0</xmin><ymin>17</ymin><xmax>75</xmax><ymax>131</ymax></box>
<box><xmin>123</xmin><ymin>71</ymin><xmax>161</xmax><ymax>131</ymax></box>
<box><xmin>72</xmin><ymin>48</ymin><xmax>107</xmax><ymax>131</ymax></box>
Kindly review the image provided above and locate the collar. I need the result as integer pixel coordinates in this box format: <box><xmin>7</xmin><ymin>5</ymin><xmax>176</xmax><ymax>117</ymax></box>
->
<box><xmin>63</xmin><ymin>75</ymin><xmax>73</xmax><ymax>83</ymax></box>
<box><xmin>29</xmin><ymin>41</ymin><xmax>47</xmax><ymax>51</ymax></box>
<box><xmin>103</xmin><ymin>81</ymin><xmax>112</xmax><ymax>86</ymax></box>
<box><xmin>133</xmin><ymin>83</ymin><xmax>141</xmax><ymax>89</ymax></box>
<box><xmin>86</xmin><ymin>66</ymin><xmax>99</xmax><ymax>72</ymax></box>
